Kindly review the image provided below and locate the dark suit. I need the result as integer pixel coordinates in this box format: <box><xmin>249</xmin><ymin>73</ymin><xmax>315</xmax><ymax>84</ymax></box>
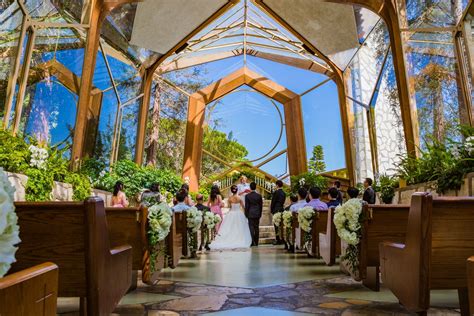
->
<box><xmin>270</xmin><ymin>188</ymin><xmax>286</xmax><ymax>242</ymax></box>
<box><xmin>363</xmin><ymin>186</ymin><xmax>376</xmax><ymax>204</ymax></box>
<box><xmin>245</xmin><ymin>191</ymin><xmax>263</xmax><ymax>246</ymax></box>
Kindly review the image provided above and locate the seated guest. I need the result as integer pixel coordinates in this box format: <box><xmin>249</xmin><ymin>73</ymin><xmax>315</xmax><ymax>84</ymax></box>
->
<box><xmin>195</xmin><ymin>194</ymin><xmax>209</xmax><ymax>212</ymax></box>
<box><xmin>140</xmin><ymin>182</ymin><xmax>161</xmax><ymax>206</ymax></box>
<box><xmin>112</xmin><ymin>181</ymin><xmax>129</xmax><ymax>207</ymax></box>
<box><xmin>285</xmin><ymin>194</ymin><xmax>298</xmax><ymax>211</ymax></box>
<box><xmin>362</xmin><ymin>178</ymin><xmax>376</xmax><ymax>204</ymax></box>
<box><xmin>306</xmin><ymin>187</ymin><xmax>328</xmax><ymax>211</ymax></box>
<box><xmin>290</xmin><ymin>187</ymin><xmax>308</xmax><ymax>213</ymax></box>
<box><xmin>173</xmin><ymin>184</ymin><xmax>194</xmax><ymax>206</ymax></box>
<box><xmin>347</xmin><ymin>187</ymin><xmax>360</xmax><ymax>200</ymax></box>
<box><xmin>172</xmin><ymin>189</ymin><xmax>190</xmax><ymax>213</ymax></box>
<box><xmin>327</xmin><ymin>187</ymin><xmax>341</xmax><ymax>208</ymax></box>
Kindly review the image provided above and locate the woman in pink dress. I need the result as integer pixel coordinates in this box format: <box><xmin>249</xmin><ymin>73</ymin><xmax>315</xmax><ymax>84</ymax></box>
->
<box><xmin>208</xmin><ymin>185</ymin><xmax>224</xmax><ymax>232</ymax></box>
<box><xmin>111</xmin><ymin>181</ymin><xmax>129</xmax><ymax>207</ymax></box>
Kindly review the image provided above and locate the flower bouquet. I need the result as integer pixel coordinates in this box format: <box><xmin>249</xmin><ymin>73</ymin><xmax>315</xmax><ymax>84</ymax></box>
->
<box><xmin>203</xmin><ymin>211</ymin><xmax>217</xmax><ymax>230</ymax></box>
<box><xmin>147</xmin><ymin>201</ymin><xmax>173</xmax><ymax>272</ymax></box>
<box><xmin>282</xmin><ymin>210</ymin><xmax>293</xmax><ymax>245</ymax></box>
<box><xmin>298</xmin><ymin>206</ymin><xmax>315</xmax><ymax>253</ymax></box>
<box><xmin>186</xmin><ymin>207</ymin><xmax>203</xmax><ymax>256</ymax></box>
<box><xmin>334</xmin><ymin>198</ymin><xmax>363</xmax><ymax>276</ymax></box>
<box><xmin>0</xmin><ymin>167</ymin><xmax>21</xmax><ymax>277</ymax></box>
<box><xmin>272</xmin><ymin>212</ymin><xmax>282</xmax><ymax>227</ymax></box>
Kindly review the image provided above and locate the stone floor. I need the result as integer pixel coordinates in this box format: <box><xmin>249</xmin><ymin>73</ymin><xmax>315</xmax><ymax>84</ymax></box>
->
<box><xmin>57</xmin><ymin>246</ymin><xmax>461</xmax><ymax>315</ymax></box>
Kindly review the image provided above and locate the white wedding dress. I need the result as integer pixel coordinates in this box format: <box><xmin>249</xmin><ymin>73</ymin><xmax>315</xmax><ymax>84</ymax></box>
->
<box><xmin>209</xmin><ymin>203</ymin><xmax>252</xmax><ymax>250</ymax></box>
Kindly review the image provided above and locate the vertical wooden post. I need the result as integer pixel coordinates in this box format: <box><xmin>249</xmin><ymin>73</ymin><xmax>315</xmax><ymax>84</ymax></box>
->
<box><xmin>71</xmin><ymin>0</ymin><xmax>108</xmax><ymax>164</ymax></box>
<box><xmin>3</xmin><ymin>14</ymin><xmax>28</xmax><ymax>129</ymax></box>
<box><xmin>381</xmin><ymin>2</ymin><xmax>419</xmax><ymax>156</ymax></box>
<box><xmin>135</xmin><ymin>69</ymin><xmax>153</xmax><ymax>165</ymax></box>
<box><xmin>336</xmin><ymin>71</ymin><xmax>355</xmax><ymax>185</ymax></box>
<box><xmin>183</xmin><ymin>96</ymin><xmax>205</xmax><ymax>192</ymax></box>
<box><xmin>12</xmin><ymin>27</ymin><xmax>37</xmax><ymax>136</ymax></box>
<box><xmin>454</xmin><ymin>30</ymin><xmax>473</xmax><ymax>126</ymax></box>
<box><xmin>283</xmin><ymin>96</ymin><xmax>307</xmax><ymax>176</ymax></box>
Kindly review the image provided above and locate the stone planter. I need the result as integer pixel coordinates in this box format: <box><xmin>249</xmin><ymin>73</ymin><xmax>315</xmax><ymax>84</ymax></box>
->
<box><xmin>393</xmin><ymin>172</ymin><xmax>474</xmax><ymax>204</ymax></box>
<box><xmin>92</xmin><ymin>188</ymin><xmax>113</xmax><ymax>206</ymax></box>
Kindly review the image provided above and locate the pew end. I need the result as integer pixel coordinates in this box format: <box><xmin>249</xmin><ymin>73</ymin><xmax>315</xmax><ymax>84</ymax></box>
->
<box><xmin>0</xmin><ymin>262</ymin><xmax>58</xmax><ymax>316</ymax></box>
<box><xmin>468</xmin><ymin>256</ymin><xmax>474</xmax><ymax>315</ymax></box>
<box><xmin>319</xmin><ymin>207</ymin><xmax>339</xmax><ymax>266</ymax></box>
<box><xmin>380</xmin><ymin>193</ymin><xmax>474</xmax><ymax>315</ymax></box>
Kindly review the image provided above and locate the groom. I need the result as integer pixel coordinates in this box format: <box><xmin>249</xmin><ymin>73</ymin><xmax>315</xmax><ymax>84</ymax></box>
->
<box><xmin>245</xmin><ymin>182</ymin><xmax>263</xmax><ymax>247</ymax></box>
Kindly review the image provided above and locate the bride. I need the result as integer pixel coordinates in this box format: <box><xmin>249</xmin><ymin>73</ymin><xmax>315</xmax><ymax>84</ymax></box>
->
<box><xmin>209</xmin><ymin>185</ymin><xmax>252</xmax><ymax>250</ymax></box>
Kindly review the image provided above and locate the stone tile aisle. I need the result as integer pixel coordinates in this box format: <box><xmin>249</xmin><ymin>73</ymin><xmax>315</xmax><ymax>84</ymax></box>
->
<box><xmin>57</xmin><ymin>247</ymin><xmax>461</xmax><ymax>315</ymax></box>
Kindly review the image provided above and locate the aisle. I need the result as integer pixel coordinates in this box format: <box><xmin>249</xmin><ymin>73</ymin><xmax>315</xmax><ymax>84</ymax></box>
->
<box><xmin>57</xmin><ymin>246</ymin><xmax>461</xmax><ymax>315</ymax></box>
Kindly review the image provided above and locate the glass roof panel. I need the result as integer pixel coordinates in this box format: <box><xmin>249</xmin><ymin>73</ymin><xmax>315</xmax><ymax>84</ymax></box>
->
<box><xmin>403</xmin><ymin>0</ymin><xmax>467</xmax><ymax>28</ymax></box>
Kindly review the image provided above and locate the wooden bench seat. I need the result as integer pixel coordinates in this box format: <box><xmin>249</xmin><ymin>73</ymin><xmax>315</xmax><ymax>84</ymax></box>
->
<box><xmin>0</xmin><ymin>262</ymin><xmax>58</xmax><ymax>316</ymax></box>
<box><xmin>10</xmin><ymin>197</ymin><xmax>132</xmax><ymax>316</ymax></box>
<box><xmin>319</xmin><ymin>207</ymin><xmax>340</xmax><ymax>265</ymax></box>
<box><xmin>106</xmin><ymin>206</ymin><xmax>168</xmax><ymax>285</ymax></box>
<box><xmin>380</xmin><ymin>193</ymin><xmax>474</xmax><ymax>315</ymax></box>
<box><xmin>168</xmin><ymin>212</ymin><xmax>188</xmax><ymax>268</ymax></box>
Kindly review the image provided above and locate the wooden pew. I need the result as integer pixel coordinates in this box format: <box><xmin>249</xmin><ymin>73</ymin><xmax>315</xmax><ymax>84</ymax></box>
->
<box><xmin>10</xmin><ymin>197</ymin><xmax>132</xmax><ymax>316</ymax></box>
<box><xmin>379</xmin><ymin>193</ymin><xmax>474</xmax><ymax>315</ymax></box>
<box><xmin>340</xmin><ymin>203</ymin><xmax>410</xmax><ymax>291</ymax></box>
<box><xmin>1</xmin><ymin>262</ymin><xmax>58</xmax><ymax>316</ymax></box>
<box><xmin>468</xmin><ymin>256</ymin><xmax>474</xmax><ymax>315</ymax></box>
<box><xmin>319</xmin><ymin>207</ymin><xmax>340</xmax><ymax>265</ymax></box>
<box><xmin>292</xmin><ymin>212</ymin><xmax>299</xmax><ymax>251</ymax></box>
<box><xmin>106</xmin><ymin>206</ymin><xmax>167</xmax><ymax>285</ymax></box>
<box><xmin>167</xmin><ymin>212</ymin><xmax>188</xmax><ymax>268</ymax></box>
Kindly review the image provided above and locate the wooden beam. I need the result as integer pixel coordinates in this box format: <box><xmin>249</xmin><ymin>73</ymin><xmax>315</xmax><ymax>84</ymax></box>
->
<box><xmin>283</xmin><ymin>95</ymin><xmax>307</xmax><ymax>176</ymax></box>
<box><xmin>255</xmin><ymin>148</ymin><xmax>287</xmax><ymax>168</ymax></box>
<box><xmin>134</xmin><ymin>68</ymin><xmax>153</xmax><ymax>165</ymax></box>
<box><xmin>183</xmin><ymin>96</ymin><xmax>206</xmax><ymax>192</ymax></box>
<box><xmin>338</xmin><ymin>70</ymin><xmax>355</xmax><ymax>185</ymax></box>
<box><xmin>12</xmin><ymin>27</ymin><xmax>36</xmax><ymax>136</ymax></box>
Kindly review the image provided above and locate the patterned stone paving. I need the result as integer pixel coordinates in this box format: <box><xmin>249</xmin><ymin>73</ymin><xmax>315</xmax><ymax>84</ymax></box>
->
<box><xmin>57</xmin><ymin>247</ymin><xmax>461</xmax><ymax>315</ymax></box>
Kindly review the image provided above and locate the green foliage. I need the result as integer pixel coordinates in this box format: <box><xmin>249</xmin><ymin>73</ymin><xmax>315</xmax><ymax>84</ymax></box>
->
<box><xmin>308</xmin><ymin>145</ymin><xmax>326</xmax><ymax>174</ymax></box>
<box><xmin>98</xmin><ymin>160</ymin><xmax>182</xmax><ymax>202</ymax></box>
<box><xmin>396</xmin><ymin>126</ymin><xmax>474</xmax><ymax>194</ymax></box>
<box><xmin>64</xmin><ymin>173</ymin><xmax>91</xmax><ymax>201</ymax></box>
<box><xmin>25</xmin><ymin>168</ymin><xmax>53</xmax><ymax>201</ymax></box>
<box><xmin>0</xmin><ymin>131</ymin><xmax>91</xmax><ymax>201</ymax></box>
<box><xmin>78</xmin><ymin>158</ymin><xmax>107</xmax><ymax>184</ymax></box>
<box><xmin>0</xmin><ymin>130</ymin><xmax>30</xmax><ymax>173</ymax></box>
<box><xmin>375</xmin><ymin>174</ymin><xmax>398</xmax><ymax>204</ymax></box>
<box><xmin>290</xmin><ymin>172</ymin><xmax>328</xmax><ymax>193</ymax></box>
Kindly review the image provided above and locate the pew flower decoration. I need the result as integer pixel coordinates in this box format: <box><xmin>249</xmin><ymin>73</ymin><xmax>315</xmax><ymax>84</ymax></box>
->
<box><xmin>186</xmin><ymin>207</ymin><xmax>203</xmax><ymax>233</ymax></box>
<box><xmin>298</xmin><ymin>206</ymin><xmax>315</xmax><ymax>233</ymax></box>
<box><xmin>203</xmin><ymin>211</ymin><xmax>217</xmax><ymax>230</ymax></box>
<box><xmin>29</xmin><ymin>145</ymin><xmax>48</xmax><ymax>170</ymax></box>
<box><xmin>148</xmin><ymin>202</ymin><xmax>173</xmax><ymax>244</ymax></box>
<box><xmin>0</xmin><ymin>168</ymin><xmax>21</xmax><ymax>277</ymax></box>
<box><xmin>272</xmin><ymin>212</ymin><xmax>282</xmax><ymax>227</ymax></box>
<box><xmin>213</xmin><ymin>213</ymin><xmax>221</xmax><ymax>226</ymax></box>
<box><xmin>334</xmin><ymin>198</ymin><xmax>363</xmax><ymax>274</ymax></box>
<box><xmin>282</xmin><ymin>211</ymin><xmax>293</xmax><ymax>228</ymax></box>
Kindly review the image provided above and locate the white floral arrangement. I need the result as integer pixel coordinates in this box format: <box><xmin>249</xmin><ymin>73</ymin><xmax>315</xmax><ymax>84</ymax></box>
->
<box><xmin>334</xmin><ymin>199</ymin><xmax>363</xmax><ymax>245</ymax></box>
<box><xmin>334</xmin><ymin>198</ymin><xmax>363</xmax><ymax>274</ymax></box>
<box><xmin>0</xmin><ymin>168</ymin><xmax>21</xmax><ymax>277</ymax></box>
<box><xmin>282</xmin><ymin>210</ymin><xmax>293</xmax><ymax>229</ymax></box>
<box><xmin>299</xmin><ymin>177</ymin><xmax>305</xmax><ymax>187</ymax></box>
<box><xmin>212</xmin><ymin>180</ymin><xmax>221</xmax><ymax>188</ymax></box>
<box><xmin>186</xmin><ymin>206</ymin><xmax>203</xmax><ymax>233</ymax></box>
<box><xmin>298</xmin><ymin>206</ymin><xmax>315</xmax><ymax>233</ymax></box>
<box><xmin>184</xmin><ymin>176</ymin><xmax>190</xmax><ymax>184</ymax></box>
<box><xmin>203</xmin><ymin>211</ymin><xmax>219</xmax><ymax>230</ymax></box>
<box><xmin>272</xmin><ymin>212</ymin><xmax>282</xmax><ymax>227</ymax></box>
<box><xmin>29</xmin><ymin>145</ymin><xmax>48</xmax><ymax>170</ymax></box>
<box><xmin>148</xmin><ymin>202</ymin><xmax>173</xmax><ymax>243</ymax></box>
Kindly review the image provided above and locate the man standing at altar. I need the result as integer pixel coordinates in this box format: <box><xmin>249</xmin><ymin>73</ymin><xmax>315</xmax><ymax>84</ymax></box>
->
<box><xmin>270</xmin><ymin>180</ymin><xmax>286</xmax><ymax>245</ymax></box>
<box><xmin>237</xmin><ymin>176</ymin><xmax>251</xmax><ymax>206</ymax></box>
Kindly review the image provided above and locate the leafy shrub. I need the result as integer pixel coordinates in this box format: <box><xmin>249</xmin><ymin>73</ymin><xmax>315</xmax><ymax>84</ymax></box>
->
<box><xmin>98</xmin><ymin>160</ymin><xmax>182</xmax><ymax>202</ymax></box>
<box><xmin>375</xmin><ymin>174</ymin><xmax>398</xmax><ymax>204</ymax></box>
<box><xmin>290</xmin><ymin>172</ymin><xmax>328</xmax><ymax>193</ymax></box>
<box><xmin>65</xmin><ymin>173</ymin><xmax>91</xmax><ymax>201</ymax></box>
<box><xmin>25</xmin><ymin>168</ymin><xmax>54</xmax><ymax>201</ymax></box>
<box><xmin>0</xmin><ymin>130</ymin><xmax>30</xmax><ymax>173</ymax></box>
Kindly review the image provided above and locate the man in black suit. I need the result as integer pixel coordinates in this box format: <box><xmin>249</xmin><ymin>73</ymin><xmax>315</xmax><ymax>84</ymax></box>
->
<box><xmin>363</xmin><ymin>177</ymin><xmax>376</xmax><ymax>204</ymax></box>
<box><xmin>270</xmin><ymin>180</ymin><xmax>286</xmax><ymax>245</ymax></box>
<box><xmin>245</xmin><ymin>182</ymin><xmax>263</xmax><ymax>247</ymax></box>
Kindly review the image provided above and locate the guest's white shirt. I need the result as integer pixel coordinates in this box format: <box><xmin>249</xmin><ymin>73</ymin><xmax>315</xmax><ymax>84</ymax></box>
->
<box><xmin>173</xmin><ymin>202</ymin><xmax>190</xmax><ymax>213</ymax></box>
<box><xmin>290</xmin><ymin>200</ymin><xmax>307</xmax><ymax>213</ymax></box>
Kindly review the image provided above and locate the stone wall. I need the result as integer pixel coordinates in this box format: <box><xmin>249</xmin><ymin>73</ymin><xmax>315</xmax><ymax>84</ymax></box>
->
<box><xmin>393</xmin><ymin>172</ymin><xmax>474</xmax><ymax>204</ymax></box>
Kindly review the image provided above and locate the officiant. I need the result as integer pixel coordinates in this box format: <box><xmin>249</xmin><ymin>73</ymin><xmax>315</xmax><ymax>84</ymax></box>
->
<box><xmin>237</xmin><ymin>176</ymin><xmax>251</xmax><ymax>206</ymax></box>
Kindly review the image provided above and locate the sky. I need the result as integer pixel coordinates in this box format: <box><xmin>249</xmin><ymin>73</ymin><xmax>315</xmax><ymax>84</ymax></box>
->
<box><xmin>200</xmin><ymin>55</ymin><xmax>346</xmax><ymax>177</ymax></box>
